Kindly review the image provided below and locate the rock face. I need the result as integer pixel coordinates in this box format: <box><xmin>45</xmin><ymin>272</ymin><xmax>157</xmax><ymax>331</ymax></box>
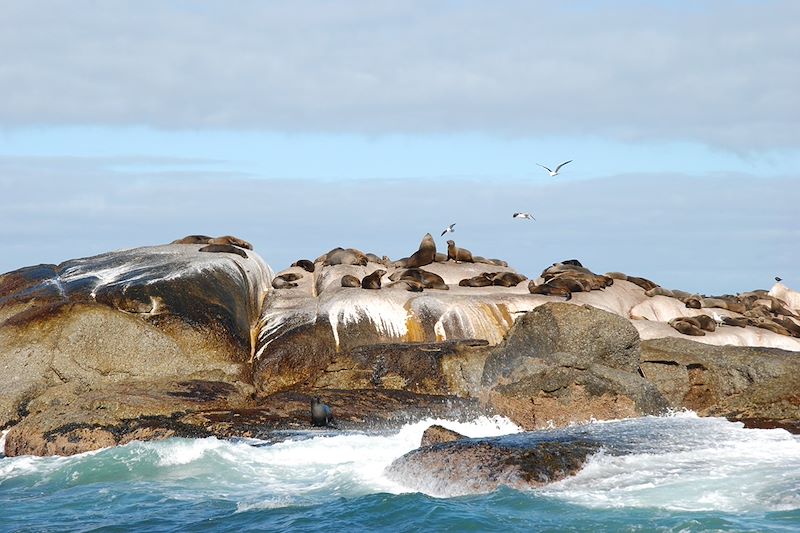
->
<box><xmin>385</xmin><ymin>434</ymin><xmax>599</xmax><ymax>496</ymax></box>
<box><xmin>2</xmin><ymin>239</ymin><xmax>799</xmax><ymax>457</ymax></box>
<box><xmin>481</xmin><ymin>303</ymin><xmax>668</xmax><ymax>429</ymax></box>
<box><xmin>640</xmin><ymin>337</ymin><xmax>800</xmax><ymax>425</ymax></box>
<box><xmin>0</xmin><ymin>243</ymin><xmax>272</xmax><ymax>454</ymax></box>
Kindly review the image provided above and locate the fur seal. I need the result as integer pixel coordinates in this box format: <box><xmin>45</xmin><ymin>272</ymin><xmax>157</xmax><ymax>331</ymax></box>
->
<box><xmin>389</xmin><ymin>279</ymin><xmax>425</xmax><ymax>292</ymax></box>
<box><xmin>404</xmin><ymin>234</ymin><xmax>437</xmax><ymax>268</ymax></box>
<box><xmin>276</xmin><ymin>272</ymin><xmax>303</xmax><ymax>282</ymax></box>
<box><xmin>528</xmin><ymin>279</ymin><xmax>573</xmax><ymax>300</ymax></box>
<box><xmin>669</xmin><ymin>317</ymin><xmax>706</xmax><ymax>336</ymax></box>
<box><xmin>722</xmin><ymin>316</ymin><xmax>748</xmax><ymax>328</ymax></box>
<box><xmin>341</xmin><ymin>274</ymin><xmax>361</xmax><ymax>288</ymax></box>
<box><xmin>199</xmin><ymin>244</ymin><xmax>248</xmax><ymax>258</ymax></box>
<box><xmin>446</xmin><ymin>240</ymin><xmax>474</xmax><ymax>263</ymax></box>
<box><xmin>492</xmin><ymin>272</ymin><xmax>528</xmax><ymax>287</ymax></box>
<box><xmin>396</xmin><ymin>268</ymin><xmax>448</xmax><ymax>290</ymax></box>
<box><xmin>459</xmin><ymin>273</ymin><xmax>495</xmax><ymax>287</ymax></box>
<box><xmin>692</xmin><ymin>314</ymin><xmax>717</xmax><ymax>332</ymax></box>
<box><xmin>773</xmin><ymin>317</ymin><xmax>800</xmax><ymax>337</ymax></box>
<box><xmin>324</xmin><ymin>247</ymin><xmax>369</xmax><ymax>266</ymax></box>
<box><xmin>361</xmin><ymin>269</ymin><xmax>386</xmax><ymax>289</ymax></box>
<box><xmin>208</xmin><ymin>235</ymin><xmax>253</xmax><ymax>250</ymax></box>
<box><xmin>624</xmin><ymin>275</ymin><xmax>658</xmax><ymax>292</ymax></box>
<box><xmin>645</xmin><ymin>286</ymin><xmax>675</xmax><ymax>298</ymax></box>
<box><xmin>311</xmin><ymin>397</ymin><xmax>338</xmax><ymax>428</ymax></box>
<box><xmin>292</xmin><ymin>259</ymin><xmax>315</xmax><ymax>273</ymax></box>
<box><xmin>434</xmin><ymin>252</ymin><xmax>448</xmax><ymax>263</ymax></box>
<box><xmin>271</xmin><ymin>277</ymin><xmax>298</xmax><ymax>289</ymax></box>
<box><xmin>172</xmin><ymin>235</ymin><xmax>212</xmax><ymax>245</ymax></box>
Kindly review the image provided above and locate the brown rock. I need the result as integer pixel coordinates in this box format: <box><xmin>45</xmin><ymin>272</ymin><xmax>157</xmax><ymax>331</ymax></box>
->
<box><xmin>419</xmin><ymin>424</ymin><xmax>467</xmax><ymax>447</ymax></box>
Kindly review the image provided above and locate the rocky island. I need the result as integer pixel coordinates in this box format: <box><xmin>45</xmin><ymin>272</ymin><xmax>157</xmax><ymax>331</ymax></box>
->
<box><xmin>2</xmin><ymin>233</ymin><xmax>798</xmax><ymax>481</ymax></box>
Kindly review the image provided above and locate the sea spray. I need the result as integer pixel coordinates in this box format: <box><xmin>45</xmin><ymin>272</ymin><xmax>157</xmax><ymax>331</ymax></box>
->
<box><xmin>0</xmin><ymin>414</ymin><xmax>798</xmax><ymax>531</ymax></box>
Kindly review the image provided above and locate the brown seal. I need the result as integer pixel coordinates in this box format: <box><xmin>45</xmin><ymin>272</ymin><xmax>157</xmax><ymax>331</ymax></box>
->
<box><xmin>722</xmin><ymin>316</ymin><xmax>748</xmax><ymax>328</ymax></box>
<box><xmin>446</xmin><ymin>240</ymin><xmax>474</xmax><ymax>263</ymax></box>
<box><xmin>272</xmin><ymin>277</ymin><xmax>298</xmax><ymax>289</ymax></box>
<box><xmin>276</xmin><ymin>272</ymin><xmax>303</xmax><ymax>282</ymax></box>
<box><xmin>492</xmin><ymin>272</ymin><xmax>528</xmax><ymax>287</ymax></box>
<box><xmin>199</xmin><ymin>244</ymin><xmax>248</xmax><ymax>259</ymax></box>
<box><xmin>292</xmin><ymin>259</ymin><xmax>315</xmax><ymax>273</ymax></box>
<box><xmin>528</xmin><ymin>279</ymin><xmax>573</xmax><ymax>300</ymax></box>
<box><xmin>403</xmin><ymin>268</ymin><xmax>449</xmax><ymax>290</ymax></box>
<box><xmin>403</xmin><ymin>234</ymin><xmax>437</xmax><ymax>268</ymax></box>
<box><xmin>172</xmin><ymin>235</ymin><xmax>212</xmax><ymax>245</ymax></box>
<box><xmin>389</xmin><ymin>279</ymin><xmax>425</xmax><ymax>292</ymax></box>
<box><xmin>361</xmin><ymin>269</ymin><xmax>386</xmax><ymax>289</ymax></box>
<box><xmin>669</xmin><ymin>318</ymin><xmax>705</xmax><ymax>336</ymax></box>
<box><xmin>324</xmin><ymin>247</ymin><xmax>369</xmax><ymax>266</ymax></box>
<box><xmin>459</xmin><ymin>273</ymin><xmax>495</xmax><ymax>287</ymax></box>
<box><xmin>341</xmin><ymin>274</ymin><xmax>361</xmax><ymax>288</ymax></box>
<box><xmin>208</xmin><ymin>235</ymin><xmax>253</xmax><ymax>250</ymax></box>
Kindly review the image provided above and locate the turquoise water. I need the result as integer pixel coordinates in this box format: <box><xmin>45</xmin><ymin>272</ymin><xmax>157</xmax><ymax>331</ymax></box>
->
<box><xmin>1</xmin><ymin>414</ymin><xmax>798</xmax><ymax>532</ymax></box>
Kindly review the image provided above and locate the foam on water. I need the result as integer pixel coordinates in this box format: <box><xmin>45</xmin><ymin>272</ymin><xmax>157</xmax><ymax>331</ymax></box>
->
<box><xmin>1</xmin><ymin>413</ymin><xmax>799</xmax><ymax>520</ymax></box>
<box><xmin>541</xmin><ymin>412</ymin><xmax>800</xmax><ymax>513</ymax></box>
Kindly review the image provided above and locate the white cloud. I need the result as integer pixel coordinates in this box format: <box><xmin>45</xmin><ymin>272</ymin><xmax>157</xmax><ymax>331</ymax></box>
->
<box><xmin>0</xmin><ymin>1</ymin><xmax>798</xmax><ymax>150</ymax></box>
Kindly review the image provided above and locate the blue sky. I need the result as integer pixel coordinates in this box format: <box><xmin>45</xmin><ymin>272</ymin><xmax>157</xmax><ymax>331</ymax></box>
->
<box><xmin>1</xmin><ymin>1</ymin><xmax>798</xmax><ymax>293</ymax></box>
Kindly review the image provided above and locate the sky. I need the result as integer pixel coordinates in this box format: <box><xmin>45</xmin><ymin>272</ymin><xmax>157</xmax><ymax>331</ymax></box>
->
<box><xmin>1</xmin><ymin>1</ymin><xmax>798</xmax><ymax>294</ymax></box>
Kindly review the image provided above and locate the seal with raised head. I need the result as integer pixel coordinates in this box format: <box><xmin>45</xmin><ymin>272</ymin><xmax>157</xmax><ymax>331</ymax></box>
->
<box><xmin>208</xmin><ymin>235</ymin><xmax>253</xmax><ymax>250</ymax></box>
<box><xmin>311</xmin><ymin>397</ymin><xmax>338</xmax><ymax>428</ymax></box>
<box><xmin>404</xmin><ymin>234</ymin><xmax>437</xmax><ymax>268</ymax></box>
<box><xmin>446</xmin><ymin>240</ymin><xmax>474</xmax><ymax>263</ymax></box>
<box><xmin>341</xmin><ymin>274</ymin><xmax>361</xmax><ymax>287</ymax></box>
<box><xmin>361</xmin><ymin>269</ymin><xmax>386</xmax><ymax>289</ymax></box>
<box><xmin>199</xmin><ymin>244</ymin><xmax>248</xmax><ymax>258</ymax></box>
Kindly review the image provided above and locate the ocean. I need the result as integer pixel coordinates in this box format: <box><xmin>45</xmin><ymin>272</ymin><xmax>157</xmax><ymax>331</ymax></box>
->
<box><xmin>1</xmin><ymin>412</ymin><xmax>798</xmax><ymax>532</ymax></box>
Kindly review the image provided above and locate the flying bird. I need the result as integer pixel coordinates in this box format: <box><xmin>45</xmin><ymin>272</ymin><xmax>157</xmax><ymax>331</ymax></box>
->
<box><xmin>513</xmin><ymin>212</ymin><xmax>535</xmax><ymax>220</ymax></box>
<box><xmin>775</xmin><ymin>276</ymin><xmax>782</xmax><ymax>283</ymax></box>
<box><xmin>537</xmin><ymin>160</ymin><xmax>572</xmax><ymax>176</ymax></box>
<box><xmin>441</xmin><ymin>223</ymin><xmax>456</xmax><ymax>236</ymax></box>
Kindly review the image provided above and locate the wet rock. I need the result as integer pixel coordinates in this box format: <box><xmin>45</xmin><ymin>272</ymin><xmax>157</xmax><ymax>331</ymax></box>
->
<box><xmin>420</xmin><ymin>424</ymin><xmax>466</xmax><ymax>447</ymax></box>
<box><xmin>385</xmin><ymin>435</ymin><xmax>599</xmax><ymax>496</ymax></box>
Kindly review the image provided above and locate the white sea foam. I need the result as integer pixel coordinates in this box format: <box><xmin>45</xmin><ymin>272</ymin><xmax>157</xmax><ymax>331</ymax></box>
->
<box><xmin>541</xmin><ymin>415</ymin><xmax>800</xmax><ymax>513</ymax></box>
<box><xmin>1</xmin><ymin>414</ymin><xmax>798</xmax><ymax>515</ymax></box>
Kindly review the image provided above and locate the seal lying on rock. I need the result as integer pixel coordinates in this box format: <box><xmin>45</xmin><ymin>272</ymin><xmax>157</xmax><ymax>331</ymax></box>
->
<box><xmin>669</xmin><ymin>317</ymin><xmax>706</xmax><ymax>336</ymax></box>
<box><xmin>322</xmin><ymin>247</ymin><xmax>369</xmax><ymax>266</ymax></box>
<box><xmin>209</xmin><ymin>235</ymin><xmax>253</xmax><ymax>250</ymax></box>
<box><xmin>199</xmin><ymin>244</ymin><xmax>248</xmax><ymax>259</ymax></box>
<box><xmin>491</xmin><ymin>272</ymin><xmax>528</xmax><ymax>287</ymax></box>
<box><xmin>172</xmin><ymin>234</ymin><xmax>213</xmax><ymax>245</ymax></box>
<box><xmin>292</xmin><ymin>259</ymin><xmax>315</xmax><ymax>272</ymax></box>
<box><xmin>528</xmin><ymin>279</ymin><xmax>573</xmax><ymax>300</ymax></box>
<box><xmin>341</xmin><ymin>274</ymin><xmax>361</xmax><ymax>287</ymax></box>
<box><xmin>459</xmin><ymin>273</ymin><xmax>494</xmax><ymax>287</ymax></box>
<box><xmin>391</xmin><ymin>268</ymin><xmax>448</xmax><ymax>290</ymax></box>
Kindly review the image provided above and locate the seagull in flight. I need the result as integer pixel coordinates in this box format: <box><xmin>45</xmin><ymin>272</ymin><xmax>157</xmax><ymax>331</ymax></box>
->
<box><xmin>513</xmin><ymin>212</ymin><xmax>535</xmax><ymax>220</ymax></box>
<box><xmin>537</xmin><ymin>160</ymin><xmax>572</xmax><ymax>176</ymax></box>
<box><xmin>441</xmin><ymin>223</ymin><xmax>456</xmax><ymax>236</ymax></box>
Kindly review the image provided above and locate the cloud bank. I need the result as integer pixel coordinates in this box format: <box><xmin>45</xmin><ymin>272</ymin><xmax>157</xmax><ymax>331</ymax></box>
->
<box><xmin>1</xmin><ymin>1</ymin><xmax>798</xmax><ymax>150</ymax></box>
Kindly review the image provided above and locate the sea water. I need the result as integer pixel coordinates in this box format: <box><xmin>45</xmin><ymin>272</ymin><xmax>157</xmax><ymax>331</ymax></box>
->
<box><xmin>0</xmin><ymin>412</ymin><xmax>798</xmax><ymax>532</ymax></box>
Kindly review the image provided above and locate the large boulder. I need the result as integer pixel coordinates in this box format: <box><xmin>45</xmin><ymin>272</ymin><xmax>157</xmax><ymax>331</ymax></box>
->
<box><xmin>385</xmin><ymin>434</ymin><xmax>599</xmax><ymax>496</ymax></box>
<box><xmin>0</xmin><ymin>243</ymin><xmax>272</xmax><ymax>434</ymax></box>
<box><xmin>640</xmin><ymin>337</ymin><xmax>800</xmax><ymax>428</ymax></box>
<box><xmin>481</xmin><ymin>303</ymin><xmax>668</xmax><ymax>429</ymax></box>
